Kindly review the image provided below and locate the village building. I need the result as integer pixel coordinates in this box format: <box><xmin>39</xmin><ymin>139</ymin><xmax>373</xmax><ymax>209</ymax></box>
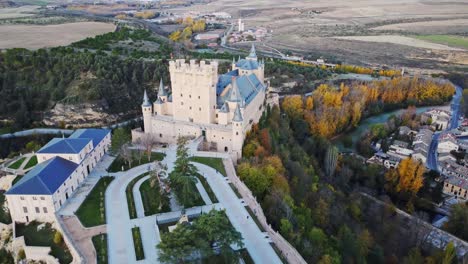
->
<box><xmin>437</xmin><ymin>133</ymin><xmax>459</xmax><ymax>154</ymax></box>
<box><xmin>132</xmin><ymin>45</ymin><xmax>267</xmax><ymax>161</ymax></box>
<box><xmin>421</xmin><ymin>109</ymin><xmax>451</xmax><ymax>130</ymax></box>
<box><xmin>443</xmin><ymin>176</ymin><xmax>468</xmax><ymax>201</ymax></box>
<box><xmin>5</xmin><ymin>129</ymin><xmax>111</xmax><ymax>223</ymax></box>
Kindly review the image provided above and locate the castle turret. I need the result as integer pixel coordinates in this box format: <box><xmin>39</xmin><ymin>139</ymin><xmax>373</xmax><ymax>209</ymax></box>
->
<box><xmin>247</xmin><ymin>44</ymin><xmax>257</xmax><ymax>61</ymax></box>
<box><xmin>232</xmin><ymin>103</ymin><xmax>244</xmax><ymax>160</ymax></box>
<box><xmin>142</xmin><ymin>90</ymin><xmax>152</xmax><ymax>133</ymax></box>
<box><xmin>158</xmin><ymin>79</ymin><xmax>168</xmax><ymax>102</ymax></box>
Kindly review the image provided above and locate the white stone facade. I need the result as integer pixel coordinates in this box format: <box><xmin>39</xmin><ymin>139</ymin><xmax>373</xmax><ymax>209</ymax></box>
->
<box><xmin>133</xmin><ymin>49</ymin><xmax>267</xmax><ymax>161</ymax></box>
<box><xmin>6</xmin><ymin>130</ymin><xmax>111</xmax><ymax>224</ymax></box>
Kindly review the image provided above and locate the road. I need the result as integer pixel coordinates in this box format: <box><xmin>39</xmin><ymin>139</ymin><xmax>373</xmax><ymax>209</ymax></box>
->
<box><xmin>426</xmin><ymin>84</ymin><xmax>463</xmax><ymax>172</ymax></box>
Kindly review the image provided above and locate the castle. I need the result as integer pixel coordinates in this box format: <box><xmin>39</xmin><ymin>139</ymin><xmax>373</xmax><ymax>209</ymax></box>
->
<box><xmin>132</xmin><ymin>44</ymin><xmax>267</xmax><ymax>160</ymax></box>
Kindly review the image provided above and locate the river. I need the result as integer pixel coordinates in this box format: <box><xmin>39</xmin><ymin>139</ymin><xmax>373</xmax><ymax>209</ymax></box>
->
<box><xmin>332</xmin><ymin>104</ymin><xmax>450</xmax><ymax>152</ymax></box>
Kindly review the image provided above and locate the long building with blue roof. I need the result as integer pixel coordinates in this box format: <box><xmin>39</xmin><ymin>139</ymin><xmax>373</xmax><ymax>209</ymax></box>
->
<box><xmin>6</xmin><ymin>128</ymin><xmax>111</xmax><ymax>223</ymax></box>
<box><xmin>133</xmin><ymin>44</ymin><xmax>267</xmax><ymax>161</ymax></box>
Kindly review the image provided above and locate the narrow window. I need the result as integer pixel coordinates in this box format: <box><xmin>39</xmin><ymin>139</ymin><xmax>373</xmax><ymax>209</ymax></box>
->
<box><xmin>35</xmin><ymin>207</ymin><xmax>40</xmax><ymax>213</ymax></box>
<box><xmin>43</xmin><ymin>207</ymin><xmax>48</xmax><ymax>213</ymax></box>
<box><xmin>20</xmin><ymin>196</ymin><xmax>25</xmax><ymax>200</ymax></box>
<box><xmin>40</xmin><ymin>197</ymin><xmax>45</xmax><ymax>201</ymax></box>
<box><xmin>23</xmin><ymin>207</ymin><xmax>28</xmax><ymax>213</ymax></box>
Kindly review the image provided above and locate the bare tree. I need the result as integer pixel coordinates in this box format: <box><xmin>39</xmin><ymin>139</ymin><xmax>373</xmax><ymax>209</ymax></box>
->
<box><xmin>140</xmin><ymin>134</ymin><xmax>155</xmax><ymax>162</ymax></box>
<box><xmin>120</xmin><ymin>143</ymin><xmax>133</xmax><ymax>170</ymax></box>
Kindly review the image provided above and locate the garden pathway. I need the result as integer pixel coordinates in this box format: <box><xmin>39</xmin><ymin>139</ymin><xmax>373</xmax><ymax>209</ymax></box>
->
<box><xmin>133</xmin><ymin>175</ymin><xmax>150</xmax><ymax>218</ymax></box>
<box><xmin>58</xmin><ymin>154</ymin><xmax>115</xmax><ymax>216</ymax></box>
<box><xmin>60</xmin><ymin>215</ymin><xmax>107</xmax><ymax>264</ymax></box>
<box><xmin>193</xmin><ymin>162</ymin><xmax>282</xmax><ymax>264</ymax></box>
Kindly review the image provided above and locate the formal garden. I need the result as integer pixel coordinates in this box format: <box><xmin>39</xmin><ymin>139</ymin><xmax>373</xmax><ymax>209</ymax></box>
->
<box><xmin>126</xmin><ymin>172</ymin><xmax>150</xmax><ymax>219</ymax></box>
<box><xmin>7</xmin><ymin>157</ymin><xmax>25</xmax><ymax>169</ymax></box>
<box><xmin>15</xmin><ymin>221</ymin><xmax>72</xmax><ymax>263</ymax></box>
<box><xmin>139</xmin><ymin>177</ymin><xmax>171</xmax><ymax>216</ymax></box>
<box><xmin>76</xmin><ymin>176</ymin><xmax>114</xmax><ymax>227</ymax></box>
<box><xmin>92</xmin><ymin>234</ymin><xmax>108</xmax><ymax>264</ymax></box>
<box><xmin>189</xmin><ymin>157</ymin><xmax>226</xmax><ymax>176</ymax></box>
<box><xmin>107</xmin><ymin>151</ymin><xmax>165</xmax><ymax>172</ymax></box>
<box><xmin>131</xmin><ymin>226</ymin><xmax>145</xmax><ymax>260</ymax></box>
<box><xmin>23</xmin><ymin>155</ymin><xmax>37</xmax><ymax>170</ymax></box>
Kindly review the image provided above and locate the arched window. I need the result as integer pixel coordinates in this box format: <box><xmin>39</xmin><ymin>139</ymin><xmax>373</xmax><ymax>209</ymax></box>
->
<box><xmin>224</xmin><ymin>146</ymin><xmax>228</xmax><ymax>152</ymax></box>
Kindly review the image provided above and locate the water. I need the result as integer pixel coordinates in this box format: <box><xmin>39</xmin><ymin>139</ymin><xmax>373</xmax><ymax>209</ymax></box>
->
<box><xmin>332</xmin><ymin>105</ymin><xmax>449</xmax><ymax>152</ymax></box>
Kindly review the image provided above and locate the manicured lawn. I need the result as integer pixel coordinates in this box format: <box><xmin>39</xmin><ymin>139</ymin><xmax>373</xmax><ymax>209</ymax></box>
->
<box><xmin>76</xmin><ymin>177</ymin><xmax>114</xmax><ymax>227</ymax></box>
<box><xmin>139</xmin><ymin>179</ymin><xmax>170</xmax><ymax>216</ymax></box>
<box><xmin>23</xmin><ymin>155</ymin><xmax>38</xmax><ymax>170</ymax></box>
<box><xmin>12</xmin><ymin>175</ymin><xmax>23</xmax><ymax>185</ymax></box>
<box><xmin>8</xmin><ymin>157</ymin><xmax>25</xmax><ymax>169</ymax></box>
<box><xmin>108</xmin><ymin>151</ymin><xmax>165</xmax><ymax>172</ymax></box>
<box><xmin>190</xmin><ymin>156</ymin><xmax>226</xmax><ymax>176</ymax></box>
<box><xmin>126</xmin><ymin>173</ymin><xmax>149</xmax><ymax>219</ymax></box>
<box><xmin>132</xmin><ymin>226</ymin><xmax>145</xmax><ymax>260</ymax></box>
<box><xmin>15</xmin><ymin>221</ymin><xmax>73</xmax><ymax>263</ymax></box>
<box><xmin>169</xmin><ymin>171</ymin><xmax>205</xmax><ymax>208</ymax></box>
<box><xmin>195</xmin><ymin>173</ymin><xmax>218</xmax><ymax>203</ymax></box>
<box><xmin>245</xmin><ymin>206</ymin><xmax>266</xmax><ymax>232</ymax></box>
<box><xmin>0</xmin><ymin>192</ymin><xmax>11</xmax><ymax>224</ymax></box>
<box><xmin>92</xmin><ymin>234</ymin><xmax>108</xmax><ymax>264</ymax></box>
<box><xmin>413</xmin><ymin>35</ymin><xmax>468</xmax><ymax>49</ymax></box>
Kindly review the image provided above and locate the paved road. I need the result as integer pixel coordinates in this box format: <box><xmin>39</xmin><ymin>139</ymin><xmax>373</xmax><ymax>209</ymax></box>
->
<box><xmin>426</xmin><ymin>84</ymin><xmax>463</xmax><ymax>172</ymax></box>
<box><xmin>193</xmin><ymin>162</ymin><xmax>282</xmax><ymax>264</ymax></box>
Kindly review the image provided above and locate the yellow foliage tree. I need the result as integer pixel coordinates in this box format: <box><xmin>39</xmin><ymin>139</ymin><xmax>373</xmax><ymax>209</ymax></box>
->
<box><xmin>282</xmin><ymin>95</ymin><xmax>304</xmax><ymax>119</ymax></box>
<box><xmin>305</xmin><ymin>96</ymin><xmax>314</xmax><ymax>110</ymax></box>
<box><xmin>385</xmin><ymin>158</ymin><xmax>425</xmax><ymax>195</ymax></box>
<box><xmin>169</xmin><ymin>30</ymin><xmax>181</xmax><ymax>42</ymax></box>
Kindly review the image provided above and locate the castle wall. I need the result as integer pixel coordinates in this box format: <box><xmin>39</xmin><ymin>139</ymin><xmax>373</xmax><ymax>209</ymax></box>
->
<box><xmin>169</xmin><ymin>60</ymin><xmax>218</xmax><ymax>124</ymax></box>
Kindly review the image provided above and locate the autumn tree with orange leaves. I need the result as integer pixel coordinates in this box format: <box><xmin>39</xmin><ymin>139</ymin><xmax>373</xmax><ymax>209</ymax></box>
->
<box><xmin>385</xmin><ymin>158</ymin><xmax>425</xmax><ymax>195</ymax></box>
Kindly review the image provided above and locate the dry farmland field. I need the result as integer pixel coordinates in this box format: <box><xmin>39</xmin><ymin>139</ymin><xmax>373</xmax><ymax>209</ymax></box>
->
<box><xmin>0</xmin><ymin>22</ymin><xmax>116</xmax><ymax>50</ymax></box>
<box><xmin>173</xmin><ymin>0</ymin><xmax>468</xmax><ymax>71</ymax></box>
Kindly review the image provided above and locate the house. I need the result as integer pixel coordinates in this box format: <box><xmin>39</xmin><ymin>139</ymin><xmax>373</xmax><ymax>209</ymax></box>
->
<box><xmin>421</xmin><ymin>109</ymin><xmax>451</xmax><ymax>130</ymax></box>
<box><xmin>132</xmin><ymin>45</ymin><xmax>267</xmax><ymax>161</ymax></box>
<box><xmin>440</xmin><ymin>160</ymin><xmax>468</xmax><ymax>179</ymax></box>
<box><xmin>437</xmin><ymin>133</ymin><xmax>459</xmax><ymax>154</ymax></box>
<box><xmin>5</xmin><ymin>129</ymin><xmax>111</xmax><ymax>223</ymax></box>
<box><xmin>443</xmin><ymin>176</ymin><xmax>468</xmax><ymax>201</ymax></box>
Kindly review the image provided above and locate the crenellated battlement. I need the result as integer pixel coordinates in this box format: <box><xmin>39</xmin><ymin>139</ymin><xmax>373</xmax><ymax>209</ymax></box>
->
<box><xmin>169</xmin><ymin>59</ymin><xmax>218</xmax><ymax>75</ymax></box>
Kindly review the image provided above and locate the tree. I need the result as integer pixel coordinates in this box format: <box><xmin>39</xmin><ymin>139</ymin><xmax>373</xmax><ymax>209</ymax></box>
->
<box><xmin>0</xmin><ymin>248</ymin><xmax>14</xmax><ymax>264</ymax></box>
<box><xmin>169</xmin><ymin>137</ymin><xmax>199</xmax><ymax>207</ymax></box>
<box><xmin>17</xmin><ymin>248</ymin><xmax>25</xmax><ymax>260</ymax></box>
<box><xmin>324</xmin><ymin>145</ymin><xmax>338</xmax><ymax>177</ymax></box>
<box><xmin>120</xmin><ymin>143</ymin><xmax>133</xmax><ymax>169</ymax></box>
<box><xmin>444</xmin><ymin>203</ymin><xmax>468</xmax><ymax>241</ymax></box>
<box><xmin>111</xmin><ymin>128</ymin><xmax>130</xmax><ymax>155</ymax></box>
<box><xmin>282</xmin><ymin>95</ymin><xmax>304</xmax><ymax>119</ymax></box>
<box><xmin>53</xmin><ymin>231</ymin><xmax>63</xmax><ymax>244</ymax></box>
<box><xmin>157</xmin><ymin>210</ymin><xmax>243</xmax><ymax>263</ymax></box>
<box><xmin>385</xmin><ymin>158</ymin><xmax>425</xmax><ymax>195</ymax></box>
<box><xmin>441</xmin><ymin>242</ymin><xmax>456</xmax><ymax>264</ymax></box>
<box><xmin>140</xmin><ymin>133</ymin><xmax>155</xmax><ymax>161</ymax></box>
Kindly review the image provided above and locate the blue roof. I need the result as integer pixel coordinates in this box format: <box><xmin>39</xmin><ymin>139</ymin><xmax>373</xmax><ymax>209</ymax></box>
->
<box><xmin>217</xmin><ymin>73</ymin><xmax>264</xmax><ymax>107</ymax></box>
<box><xmin>70</xmin><ymin>129</ymin><xmax>110</xmax><ymax>148</ymax></box>
<box><xmin>235</xmin><ymin>59</ymin><xmax>259</xmax><ymax>70</ymax></box>
<box><xmin>216</xmin><ymin>70</ymin><xmax>238</xmax><ymax>95</ymax></box>
<box><xmin>37</xmin><ymin>138</ymin><xmax>91</xmax><ymax>154</ymax></box>
<box><xmin>6</xmin><ymin>157</ymin><xmax>78</xmax><ymax>195</ymax></box>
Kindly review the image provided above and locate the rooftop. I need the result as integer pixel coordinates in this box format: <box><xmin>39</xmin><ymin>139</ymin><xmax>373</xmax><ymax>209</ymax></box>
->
<box><xmin>6</xmin><ymin>156</ymin><xmax>78</xmax><ymax>195</ymax></box>
<box><xmin>69</xmin><ymin>128</ymin><xmax>110</xmax><ymax>148</ymax></box>
<box><xmin>37</xmin><ymin>138</ymin><xmax>91</xmax><ymax>154</ymax></box>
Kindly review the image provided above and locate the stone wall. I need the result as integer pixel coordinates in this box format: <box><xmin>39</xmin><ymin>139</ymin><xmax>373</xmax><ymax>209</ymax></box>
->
<box><xmin>222</xmin><ymin>158</ymin><xmax>307</xmax><ymax>264</ymax></box>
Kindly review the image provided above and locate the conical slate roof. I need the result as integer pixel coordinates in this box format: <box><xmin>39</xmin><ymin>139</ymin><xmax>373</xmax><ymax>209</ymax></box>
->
<box><xmin>232</xmin><ymin>104</ymin><xmax>243</xmax><ymax>122</ymax></box>
<box><xmin>158</xmin><ymin>79</ymin><xmax>167</xmax><ymax>97</ymax></box>
<box><xmin>228</xmin><ymin>78</ymin><xmax>242</xmax><ymax>102</ymax></box>
<box><xmin>247</xmin><ymin>43</ymin><xmax>257</xmax><ymax>59</ymax></box>
<box><xmin>142</xmin><ymin>90</ymin><xmax>151</xmax><ymax>107</ymax></box>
